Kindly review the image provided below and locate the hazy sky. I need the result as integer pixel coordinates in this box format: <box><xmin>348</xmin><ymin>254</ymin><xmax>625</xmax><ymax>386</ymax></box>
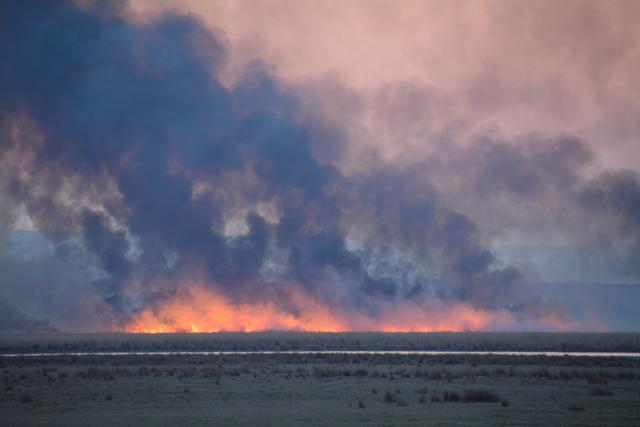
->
<box><xmin>131</xmin><ymin>0</ymin><xmax>640</xmax><ymax>171</ymax></box>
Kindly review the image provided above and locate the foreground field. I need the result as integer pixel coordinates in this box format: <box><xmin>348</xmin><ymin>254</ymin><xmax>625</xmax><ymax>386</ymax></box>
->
<box><xmin>1</xmin><ymin>353</ymin><xmax>639</xmax><ymax>426</ymax></box>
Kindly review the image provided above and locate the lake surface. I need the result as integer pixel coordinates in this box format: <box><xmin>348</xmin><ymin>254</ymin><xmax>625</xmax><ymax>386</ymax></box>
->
<box><xmin>2</xmin><ymin>350</ymin><xmax>640</xmax><ymax>357</ymax></box>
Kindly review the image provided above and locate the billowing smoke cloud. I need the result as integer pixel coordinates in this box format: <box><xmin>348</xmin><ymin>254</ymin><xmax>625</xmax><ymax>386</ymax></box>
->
<box><xmin>0</xmin><ymin>1</ymin><xmax>636</xmax><ymax>332</ymax></box>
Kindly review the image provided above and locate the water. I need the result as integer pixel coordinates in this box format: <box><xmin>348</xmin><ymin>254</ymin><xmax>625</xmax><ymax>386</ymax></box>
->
<box><xmin>1</xmin><ymin>350</ymin><xmax>640</xmax><ymax>357</ymax></box>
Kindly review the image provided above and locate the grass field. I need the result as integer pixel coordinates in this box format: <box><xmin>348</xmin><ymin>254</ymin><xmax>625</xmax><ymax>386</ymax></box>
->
<box><xmin>2</xmin><ymin>332</ymin><xmax>640</xmax><ymax>354</ymax></box>
<box><xmin>1</xmin><ymin>350</ymin><xmax>640</xmax><ymax>426</ymax></box>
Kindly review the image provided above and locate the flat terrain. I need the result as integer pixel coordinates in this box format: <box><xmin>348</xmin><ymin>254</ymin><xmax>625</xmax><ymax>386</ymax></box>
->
<box><xmin>1</xmin><ymin>352</ymin><xmax>639</xmax><ymax>426</ymax></box>
<box><xmin>2</xmin><ymin>332</ymin><xmax>640</xmax><ymax>353</ymax></box>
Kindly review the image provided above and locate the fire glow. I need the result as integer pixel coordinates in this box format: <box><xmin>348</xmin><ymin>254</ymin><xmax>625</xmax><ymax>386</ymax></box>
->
<box><xmin>124</xmin><ymin>284</ymin><xmax>567</xmax><ymax>333</ymax></box>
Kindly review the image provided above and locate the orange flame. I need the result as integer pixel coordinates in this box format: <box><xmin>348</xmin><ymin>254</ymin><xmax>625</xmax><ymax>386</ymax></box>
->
<box><xmin>123</xmin><ymin>283</ymin><xmax>573</xmax><ymax>333</ymax></box>
<box><xmin>126</xmin><ymin>285</ymin><xmax>346</xmax><ymax>333</ymax></box>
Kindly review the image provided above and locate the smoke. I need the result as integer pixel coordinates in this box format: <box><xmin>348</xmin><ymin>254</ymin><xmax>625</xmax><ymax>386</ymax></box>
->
<box><xmin>579</xmin><ymin>171</ymin><xmax>640</xmax><ymax>238</ymax></box>
<box><xmin>0</xmin><ymin>297</ymin><xmax>55</xmax><ymax>333</ymax></box>
<box><xmin>0</xmin><ymin>1</ymin><xmax>636</xmax><ymax>332</ymax></box>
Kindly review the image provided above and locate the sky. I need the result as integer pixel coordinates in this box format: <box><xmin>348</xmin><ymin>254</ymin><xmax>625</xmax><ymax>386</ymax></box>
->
<box><xmin>0</xmin><ymin>0</ymin><xmax>639</xmax><ymax>333</ymax></box>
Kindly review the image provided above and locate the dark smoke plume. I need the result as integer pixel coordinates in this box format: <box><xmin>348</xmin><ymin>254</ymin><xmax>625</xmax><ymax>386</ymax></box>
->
<box><xmin>0</xmin><ymin>1</ymin><xmax>635</xmax><ymax>331</ymax></box>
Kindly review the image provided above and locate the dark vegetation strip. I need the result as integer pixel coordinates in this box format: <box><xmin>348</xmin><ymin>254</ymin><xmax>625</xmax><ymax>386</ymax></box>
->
<box><xmin>1</xmin><ymin>353</ymin><xmax>639</xmax><ymax>373</ymax></box>
<box><xmin>2</xmin><ymin>332</ymin><xmax>640</xmax><ymax>354</ymax></box>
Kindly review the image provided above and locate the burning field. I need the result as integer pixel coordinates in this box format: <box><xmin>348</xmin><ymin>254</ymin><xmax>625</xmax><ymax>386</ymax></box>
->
<box><xmin>2</xmin><ymin>1</ymin><xmax>640</xmax><ymax>425</ymax></box>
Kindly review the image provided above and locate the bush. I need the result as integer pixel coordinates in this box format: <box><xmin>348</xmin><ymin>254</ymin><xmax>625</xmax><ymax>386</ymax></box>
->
<box><xmin>501</xmin><ymin>400</ymin><xmax>509</xmax><ymax>407</ymax></box>
<box><xmin>353</xmin><ymin>368</ymin><xmax>369</xmax><ymax>377</ymax></box>
<box><xmin>591</xmin><ymin>388</ymin><xmax>613</xmax><ymax>397</ymax></box>
<box><xmin>415</xmin><ymin>386</ymin><xmax>429</xmax><ymax>395</ymax></box>
<box><xmin>312</xmin><ymin>367</ymin><xmax>337</xmax><ymax>378</ymax></box>
<box><xmin>384</xmin><ymin>391</ymin><xmax>397</xmax><ymax>403</ymax></box>
<box><xmin>462</xmin><ymin>389</ymin><xmax>499</xmax><ymax>403</ymax></box>
<box><xmin>20</xmin><ymin>394</ymin><xmax>33</xmax><ymax>404</ymax></box>
<box><xmin>569</xmin><ymin>404</ymin><xmax>585</xmax><ymax>411</ymax></box>
<box><xmin>440</xmin><ymin>389</ymin><xmax>499</xmax><ymax>403</ymax></box>
<box><xmin>443</xmin><ymin>391</ymin><xmax>460</xmax><ymax>402</ymax></box>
